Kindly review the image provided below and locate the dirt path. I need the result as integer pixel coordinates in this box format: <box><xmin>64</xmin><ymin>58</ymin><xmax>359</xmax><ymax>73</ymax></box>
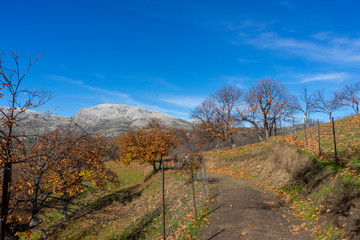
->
<box><xmin>198</xmin><ymin>173</ymin><xmax>311</xmax><ymax>240</ymax></box>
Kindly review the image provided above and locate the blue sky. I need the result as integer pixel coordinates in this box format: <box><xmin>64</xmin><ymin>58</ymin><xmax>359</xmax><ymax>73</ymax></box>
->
<box><xmin>1</xmin><ymin>0</ymin><xmax>360</xmax><ymax>121</ymax></box>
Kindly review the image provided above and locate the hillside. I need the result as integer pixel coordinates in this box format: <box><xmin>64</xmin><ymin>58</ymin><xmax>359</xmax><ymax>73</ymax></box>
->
<box><xmin>8</xmin><ymin>104</ymin><xmax>193</xmax><ymax>137</ymax></box>
<box><xmin>204</xmin><ymin>115</ymin><xmax>360</xmax><ymax>240</ymax></box>
<box><xmin>20</xmin><ymin>161</ymin><xmax>209</xmax><ymax>239</ymax></box>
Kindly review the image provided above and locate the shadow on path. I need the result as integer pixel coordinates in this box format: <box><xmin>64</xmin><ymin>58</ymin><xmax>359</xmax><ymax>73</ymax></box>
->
<box><xmin>207</xmin><ymin>229</ymin><xmax>225</xmax><ymax>240</ymax></box>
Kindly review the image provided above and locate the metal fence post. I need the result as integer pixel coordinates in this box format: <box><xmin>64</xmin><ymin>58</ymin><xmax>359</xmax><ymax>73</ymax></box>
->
<box><xmin>203</xmin><ymin>161</ymin><xmax>209</xmax><ymax>196</ymax></box>
<box><xmin>189</xmin><ymin>162</ymin><xmax>197</xmax><ymax>221</ymax></box>
<box><xmin>317</xmin><ymin>119</ymin><xmax>321</xmax><ymax>155</ymax></box>
<box><xmin>197</xmin><ymin>162</ymin><xmax>207</xmax><ymax>196</ymax></box>
<box><xmin>304</xmin><ymin>118</ymin><xmax>308</xmax><ymax>147</ymax></box>
<box><xmin>161</xmin><ymin>162</ymin><xmax>166</xmax><ymax>240</ymax></box>
<box><xmin>331</xmin><ymin>117</ymin><xmax>339</xmax><ymax>165</ymax></box>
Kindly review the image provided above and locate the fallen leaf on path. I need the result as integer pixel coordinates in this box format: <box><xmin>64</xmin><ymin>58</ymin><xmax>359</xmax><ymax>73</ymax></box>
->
<box><xmin>282</xmin><ymin>214</ymin><xmax>286</xmax><ymax>218</ymax></box>
<box><xmin>242</xmin><ymin>232</ymin><xmax>247</xmax><ymax>235</ymax></box>
<box><xmin>266</xmin><ymin>201</ymin><xmax>276</xmax><ymax>206</ymax></box>
<box><xmin>230</xmin><ymin>204</ymin><xmax>233</xmax><ymax>207</ymax></box>
<box><xmin>290</xmin><ymin>225</ymin><xmax>302</xmax><ymax>235</ymax></box>
<box><xmin>249</xmin><ymin>225</ymin><xmax>254</xmax><ymax>228</ymax></box>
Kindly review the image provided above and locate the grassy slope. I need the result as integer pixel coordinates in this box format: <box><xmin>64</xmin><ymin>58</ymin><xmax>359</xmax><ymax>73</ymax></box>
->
<box><xmin>23</xmin><ymin>160</ymin><xmax>209</xmax><ymax>240</ymax></box>
<box><xmin>204</xmin><ymin>115</ymin><xmax>360</xmax><ymax>240</ymax></box>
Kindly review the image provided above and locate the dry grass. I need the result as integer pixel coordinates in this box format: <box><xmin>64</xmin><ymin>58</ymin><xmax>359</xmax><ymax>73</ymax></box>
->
<box><xmin>203</xmin><ymin>115</ymin><xmax>360</xmax><ymax>240</ymax></box>
<box><xmin>21</xmin><ymin>160</ymin><xmax>209</xmax><ymax>239</ymax></box>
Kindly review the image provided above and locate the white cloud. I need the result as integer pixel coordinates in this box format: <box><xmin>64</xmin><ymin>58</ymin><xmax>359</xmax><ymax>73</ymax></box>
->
<box><xmin>48</xmin><ymin>75</ymin><xmax>131</xmax><ymax>99</ymax></box>
<box><xmin>161</xmin><ymin>96</ymin><xmax>205</xmax><ymax>108</ymax></box>
<box><xmin>240</xmin><ymin>32</ymin><xmax>360</xmax><ymax>65</ymax></box>
<box><xmin>47</xmin><ymin>75</ymin><xmax>189</xmax><ymax>119</ymax></box>
<box><xmin>221</xmin><ymin>19</ymin><xmax>269</xmax><ymax>32</ymax></box>
<box><xmin>216</xmin><ymin>75</ymin><xmax>251</xmax><ymax>89</ymax></box>
<box><xmin>152</xmin><ymin>77</ymin><xmax>179</xmax><ymax>90</ymax></box>
<box><xmin>237</xmin><ymin>58</ymin><xmax>258</xmax><ymax>64</ymax></box>
<box><xmin>300</xmin><ymin>72</ymin><xmax>351</xmax><ymax>83</ymax></box>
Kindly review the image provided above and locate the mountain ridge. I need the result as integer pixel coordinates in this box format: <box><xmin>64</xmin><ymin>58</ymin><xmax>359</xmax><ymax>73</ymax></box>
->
<box><xmin>6</xmin><ymin>104</ymin><xmax>193</xmax><ymax>137</ymax></box>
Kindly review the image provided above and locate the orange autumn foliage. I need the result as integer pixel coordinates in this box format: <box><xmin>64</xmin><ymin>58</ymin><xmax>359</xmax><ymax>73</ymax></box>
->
<box><xmin>5</xmin><ymin>129</ymin><xmax>108</xmax><ymax>229</ymax></box>
<box><xmin>117</xmin><ymin>120</ymin><xmax>177</xmax><ymax>168</ymax></box>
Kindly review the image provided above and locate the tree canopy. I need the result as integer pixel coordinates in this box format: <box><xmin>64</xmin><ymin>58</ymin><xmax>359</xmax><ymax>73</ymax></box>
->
<box><xmin>117</xmin><ymin>120</ymin><xmax>178</xmax><ymax>171</ymax></box>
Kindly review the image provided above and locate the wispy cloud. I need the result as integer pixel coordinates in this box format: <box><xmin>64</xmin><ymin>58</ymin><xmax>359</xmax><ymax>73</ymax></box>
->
<box><xmin>240</xmin><ymin>32</ymin><xmax>360</xmax><ymax>64</ymax></box>
<box><xmin>161</xmin><ymin>96</ymin><xmax>205</xmax><ymax>108</ymax></box>
<box><xmin>237</xmin><ymin>58</ymin><xmax>259</xmax><ymax>64</ymax></box>
<box><xmin>48</xmin><ymin>75</ymin><xmax>131</xmax><ymax>99</ymax></box>
<box><xmin>221</xmin><ymin>19</ymin><xmax>270</xmax><ymax>32</ymax></box>
<box><xmin>152</xmin><ymin>77</ymin><xmax>179</xmax><ymax>90</ymax></box>
<box><xmin>300</xmin><ymin>72</ymin><xmax>351</xmax><ymax>83</ymax></box>
<box><xmin>216</xmin><ymin>75</ymin><xmax>251</xmax><ymax>89</ymax></box>
<box><xmin>48</xmin><ymin>75</ymin><xmax>189</xmax><ymax>119</ymax></box>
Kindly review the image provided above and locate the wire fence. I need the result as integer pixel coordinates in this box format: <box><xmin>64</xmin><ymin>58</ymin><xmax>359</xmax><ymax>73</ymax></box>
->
<box><xmin>0</xmin><ymin>157</ymin><xmax>210</xmax><ymax>240</ymax></box>
<box><xmin>2</xmin><ymin>116</ymin><xmax>356</xmax><ymax>239</ymax></box>
<box><xmin>275</xmin><ymin>117</ymin><xmax>356</xmax><ymax>167</ymax></box>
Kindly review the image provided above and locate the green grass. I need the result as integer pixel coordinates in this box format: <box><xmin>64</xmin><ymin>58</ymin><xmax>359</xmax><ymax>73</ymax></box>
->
<box><xmin>179</xmin><ymin>206</ymin><xmax>210</xmax><ymax>240</ymax></box>
<box><xmin>278</xmin><ymin>184</ymin><xmax>343</xmax><ymax>239</ymax></box>
<box><xmin>40</xmin><ymin>165</ymin><xmax>209</xmax><ymax>240</ymax></box>
<box><xmin>314</xmin><ymin>221</ymin><xmax>343</xmax><ymax>240</ymax></box>
<box><xmin>312</xmin><ymin>186</ymin><xmax>332</xmax><ymax>203</ymax></box>
<box><xmin>202</xmin><ymin>116</ymin><xmax>360</xmax><ymax>240</ymax></box>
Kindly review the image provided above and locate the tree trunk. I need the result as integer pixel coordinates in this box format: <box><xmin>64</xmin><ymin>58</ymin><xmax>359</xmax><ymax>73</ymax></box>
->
<box><xmin>153</xmin><ymin>162</ymin><xmax>158</xmax><ymax>172</ymax></box>
<box><xmin>264</xmin><ymin>118</ymin><xmax>270</xmax><ymax>139</ymax></box>
<box><xmin>255</xmin><ymin>127</ymin><xmax>264</xmax><ymax>141</ymax></box>
<box><xmin>264</xmin><ymin>127</ymin><xmax>270</xmax><ymax>140</ymax></box>
<box><xmin>274</xmin><ymin>120</ymin><xmax>277</xmax><ymax>136</ymax></box>
<box><xmin>62</xmin><ymin>193</ymin><xmax>69</xmax><ymax>223</ymax></box>
<box><xmin>305</xmin><ymin>115</ymin><xmax>310</xmax><ymax>128</ymax></box>
<box><xmin>229</xmin><ymin>136</ymin><xmax>236</xmax><ymax>149</ymax></box>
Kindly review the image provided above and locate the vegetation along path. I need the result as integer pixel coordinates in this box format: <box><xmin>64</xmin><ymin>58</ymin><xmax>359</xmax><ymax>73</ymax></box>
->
<box><xmin>199</xmin><ymin>173</ymin><xmax>311</xmax><ymax>240</ymax></box>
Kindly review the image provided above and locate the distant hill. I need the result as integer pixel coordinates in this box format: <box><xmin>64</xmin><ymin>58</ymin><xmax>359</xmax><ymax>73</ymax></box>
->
<box><xmin>7</xmin><ymin>104</ymin><xmax>193</xmax><ymax>137</ymax></box>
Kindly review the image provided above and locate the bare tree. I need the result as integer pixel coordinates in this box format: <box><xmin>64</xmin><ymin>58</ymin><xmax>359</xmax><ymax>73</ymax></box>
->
<box><xmin>295</xmin><ymin>87</ymin><xmax>316</xmax><ymax>127</ymax></box>
<box><xmin>314</xmin><ymin>89</ymin><xmax>345</xmax><ymax>122</ymax></box>
<box><xmin>340</xmin><ymin>82</ymin><xmax>360</xmax><ymax>115</ymax></box>
<box><xmin>239</xmin><ymin>79</ymin><xmax>297</xmax><ymax>140</ymax></box>
<box><xmin>190</xmin><ymin>98</ymin><xmax>219</xmax><ymax>147</ymax></box>
<box><xmin>0</xmin><ymin>52</ymin><xmax>53</xmax><ymax>162</ymax></box>
<box><xmin>191</xmin><ymin>85</ymin><xmax>242</xmax><ymax>148</ymax></box>
<box><xmin>0</xmin><ymin>51</ymin><xmax>53</xmax><ymax>238</ymax></box>
<box><xmin>0</xmin><ymin>52</ymin><xmax>119</xmax><ymax>239</ymax></box>
<box><xmin>7</xmin><ymin>128</ymin><xmax>110</xmax><ymax>236</ymax></box>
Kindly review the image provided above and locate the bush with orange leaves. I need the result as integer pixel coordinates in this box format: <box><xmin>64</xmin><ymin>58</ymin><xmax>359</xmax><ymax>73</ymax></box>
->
<box><xmin>117</xmin><ymin>120</ymin><xmax>178</xmax><ymax>171</ymax></box>
<box><xmin>4</xmin><ymin>128</ymin><xmax>109</xmax><ymax>235</ymax></box>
